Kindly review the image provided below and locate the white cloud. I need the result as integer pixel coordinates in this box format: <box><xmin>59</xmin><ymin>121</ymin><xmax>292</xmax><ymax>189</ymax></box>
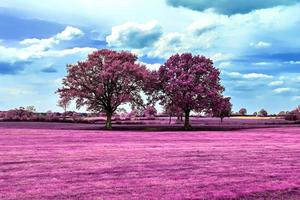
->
<box><xmin>243</xmin><ymin>73</ymin><xmax>273</xmax><ymax>79</ymax></box>
<box><xmin>273</xmin><ymin>87</ymin><xmax>295</xmax><ymax>93</ymax></box>
<box><xmin>285</xmin><ymin>61</ymin><xmax>300</xmax><ymax>64</ymax></box>
<box><xmin>268</xmin><ymin>80</ymin><xmax>284</xmax><ymax>86</ymax></box>
<box><xmin>0</xmin><ymin>26</ymin><xmax>90</xmax><ymax>62</ymax></box>
<box><xmin>106</xmin><ymin>21</ymin><xmax>162</xmax><ymax>48</ymax></box>
<box><xmin>250</xmin><ymin>41</ymin><xmax>272</xmax><ymax>48</ymax></box>
<box><xmin>218</xmin><ymin>61</ymin><xmax>231</xmax><ymax>68</ymax></box>
<box><xmin>243</xmin><ymin>73</ymin><xmax>269</xmax><ymax>79</ymax></box>
<box><xmin>138</xmin><ymin>62</ymin><xmax>161</xmax><ymax>71</ymax></box>
<box><xmin>147</xmin><ymin>32</ymin><xmax>184</xmax><ymax>58</ymax></box>
<box><xmin>55</xmin><ymin>26</ymin><xmax>84</xmax><ymax>40</ymax></box>
<box><xmin>211</xmin><ymin>53</ymin><xmax>232</xmax><ymax>62</ymax></box>
<box><xmin>225</xmin><ymin>71</ymin><xmax>273</xmax><ymax>79</ymax></box>
<box><xmin>187</xmin><ymin>16</ymin><xmax>227</xmax><ymax>35</ymax></box>
<box><xmin>96</xmin><ymin>3</ymin><xmax>300</xmax><ymax>65</ymax></box>
<box><xmin>253</xmin><ymin>62</ymin><xmax>273</xmax><ymax>66</ymax></box>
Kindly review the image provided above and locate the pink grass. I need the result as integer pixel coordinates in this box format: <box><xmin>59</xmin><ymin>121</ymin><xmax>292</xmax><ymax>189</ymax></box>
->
<box><xmin>0</xmin><ymin>126</ymin><xmax>300</xmax><ymax>199</ymax></box>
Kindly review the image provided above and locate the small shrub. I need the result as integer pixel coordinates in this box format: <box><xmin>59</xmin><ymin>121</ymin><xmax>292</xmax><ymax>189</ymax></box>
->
<box><xmin>258</xmin><ymin>109</ymin><xmax>268</xmax><ymax>117</ymax></box>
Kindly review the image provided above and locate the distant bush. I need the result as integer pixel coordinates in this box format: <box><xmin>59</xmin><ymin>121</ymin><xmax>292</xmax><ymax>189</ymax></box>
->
<box><xmin>238</xmin><ymin>108</ymin><xmax>247</xmax><ymax>116</ymax></box>
<box><xmin>3</xmin><ymin>107</ymin><xmax>35</xmax><ymax>121</ymax></box>
<box><xmin>1</xmin><ymin>107</ymin><xmax>91</xmax><ymax>123</ymax></box>
<box><xmin>278</xmin><ymin>111</ymin><xmax>287</xmax><ymax>116</ymax></box>
<box><xmin>0</xmin><ymin>111</ymin><xmax>5</xmax><ymax>119</ymax></box>
<box><xmin>45</xmin><ymin>111</ymin><xmax>61</xmax><ymax>122</ymax></box>
<box><xmin>258</xmin><ymin>109</ymin><xmax>268</xmax><ymax>117</ymax></box>
<box><xmin>143</xmin><ymin>106</ymin><xmax>157</xmax><ymax>119</ymax></box>
<box><xmin>127</xmin><ymin>109</ymin><xmax>140</xmax><ymax>120</ymax></box>
<box><xmin>285</xmin><ymin>106</ymin><xmax>300</xmax><ymax>121</ymax></box>
<box><xmin>285</xmin><ymin>112</ymin><xmax>300</xmax><ymax>121</ymax></box>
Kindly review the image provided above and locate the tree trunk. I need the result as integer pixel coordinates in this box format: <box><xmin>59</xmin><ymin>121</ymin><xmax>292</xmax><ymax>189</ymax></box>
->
<box><xmin>63</xmin><ymin>107</ymin><xmax>67</xmax><ymax>121</ymax></box>
<box><xmin>184</xmin><ymin>110</ymin><xmax>191</xmax><ymax>130</ymax></box>
<box><xmin>105</xmin><ymin>112</ymin><xmax>112</xmax><ymax>129</ymax></box>
<box><xmin>169</xmin><ymin>114</ymin><xmax>172</xmax><ymax>124</ymax></box>
<box><xmin>221</xmin><ymin>117</ymin><xmax>223</xmax><ymax>124</ymax></box>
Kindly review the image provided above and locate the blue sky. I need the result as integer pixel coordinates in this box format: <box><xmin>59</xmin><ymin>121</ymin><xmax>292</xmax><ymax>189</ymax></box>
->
<box><xmin>0</xmin><ymin>0</ymin><xmax>300</xmax><ymax>114</ymax></box>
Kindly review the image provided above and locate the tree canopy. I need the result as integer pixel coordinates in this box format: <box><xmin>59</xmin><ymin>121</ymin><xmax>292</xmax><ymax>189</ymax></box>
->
<box><xmin>57</xmin><ymin>49</ymin><xmax>149</xmax><ymax>129</ymax></box>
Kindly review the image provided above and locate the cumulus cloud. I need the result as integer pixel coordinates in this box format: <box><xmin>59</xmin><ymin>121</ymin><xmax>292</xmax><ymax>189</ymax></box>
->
<box><xmin>104</xmin><ymin>4</ymin><xmax>300</xmax><ymax>66</ymax></box>
<box><xmin>187</xmin><ymin>16</ymin><xmax>226</xmax><ymax>35</ymax></box>
<box><xmin>211</xmin><ymin>53</ymin><xmax>232</xmax><ymax>62</ymax></box>
<box><xmin>147</xmin><ymin>32</ymin><xmax>184</xmax><ymax>58</ymax></box>
<box><xmin>18</xmin><ymin>26</ymin><xmax>84</xmax><ymax>55</ymax></box>
<box><xmin>106</xmin><ymin>21</ymin><xmax>162</xmax><ymax>49</ymax></box>
<box><xmin>138</xmin><ymin>62</ymin><xmax>161</xmax><ymax>71</ymax></box>
<box><xmin>0</xmin><ymin>26</ymin><xmax>93</xmax><ymax>63</ymax></box>
<box><xmin>166</xmin><ymin>0</ymin><xmax>299</xmax><ymax>15</ymax></box>
<box><xmin>55</xmin><ymin>26</ymin><xmax>84</xmax><ymax>40</ymax></box>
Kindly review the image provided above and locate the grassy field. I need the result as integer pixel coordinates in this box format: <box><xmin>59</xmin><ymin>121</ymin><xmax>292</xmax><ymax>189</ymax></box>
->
<box><xmin>1</xmin><ymin>124</ymin><xmax>300</xmax><ymax>199</ymax></box>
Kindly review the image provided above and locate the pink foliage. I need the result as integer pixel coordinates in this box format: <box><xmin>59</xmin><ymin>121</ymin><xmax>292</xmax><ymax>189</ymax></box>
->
<box><xmin>143</xmin><ymin>106</ymin><xmax>157</xmax><ymax>118</ymax></box>
<box><xmin>211</xmin><ymin>96</ymin><xmax>232</xmax><ymax>123</ymax></box>
<box><xmin>57</xmin><ymin>49</ymin><xmax>149</xmax><ymax>129</ymax></box>
<box><xmin>3</xmin><ymin>107</ymin><xmax>35</xmax><ymax>121</ymax></box>
<box><xmin>285</xmin><ymin>105</ymin><xmax>300</xmax><ymax>121</ymax></box>
<box><xmin>156</xmin><ymin>53</ymin><xmax>225</xmax><ymax>129</ymax></box>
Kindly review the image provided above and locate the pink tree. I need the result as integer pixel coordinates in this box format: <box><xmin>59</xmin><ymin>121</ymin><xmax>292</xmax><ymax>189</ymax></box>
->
<box><xmin>57</xmin><ymin>97</ymin><xmax>71</xmax><ymax>113</ymax></box>
<box><xmin>211</xmin><ymin>96</ymin><xmax>232</xmax><ymax>123</ymax></box>
<box><xmin>57</xmin><ymin>49</ymin><xmax>148</xmax><ymax>129</ymax></box>
<box><xmin>143</xmin><ymin>105</ymin><xmax>157</xmax><ymax>118</ymax></box>
<box><xmin>157</xmin><ymin>53</ymin><xmax>224</xmax><ymax>130</ymax></box>
<box><xmin>164</xmin><ymin>103</ymin><xmax>183</xmax><ymax>124</ymax></box>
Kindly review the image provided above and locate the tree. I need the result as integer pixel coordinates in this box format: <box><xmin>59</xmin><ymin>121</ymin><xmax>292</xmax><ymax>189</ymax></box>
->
<box><xmin>26</xmin><ymin>106</ymin><xmax>36</xmax><ymax>113</ymax></box>
<box><xmin>57</xmin><ymin>49</ymin><xmax>149</xmax><ymax>129</ymax></box>
<box><xmin>156</xmin><ymin>53</ymin><xmax>224</xmax><ymax>130</ymax></box>
<box><xmin>58</xmin><ymin>97</ymin><xmax>70</xmax><ymax>114</ymax></box>
<box><xmin>211</xmin><ymin>96</ymin><xmax>232</xmax><ymax>123</ymax></box>
<box><xmin>258</xmin><ymin>109</ymin><xmax>268</xmax><ymax>117</ymax></box>
<box><xmin>239</xmin><ymin>108</ymin><xmax>247</xmax><ymax>116</ymax></box>
<box><xmin>143</xmin><ymin>106</ymin><xmax>157</xmax><ymax>118</ymax></box>
<box><xmin>163</xmin><ymin>104</ymin><xmax>183</xmax><ymax>124</ymax></box>
<box><xmin>278</xmin><ymin>111</ymin><xmax>286</xmax><ymax>116</ymax></box>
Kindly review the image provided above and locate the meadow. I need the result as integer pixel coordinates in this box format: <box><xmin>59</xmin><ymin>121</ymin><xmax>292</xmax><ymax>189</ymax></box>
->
<box><xmin>1</xmin><ymin>122</ymin><xmax>299</xmax><ymax>199</ymax></box>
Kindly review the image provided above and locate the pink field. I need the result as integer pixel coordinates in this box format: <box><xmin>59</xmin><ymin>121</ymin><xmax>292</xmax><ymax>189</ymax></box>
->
<box><xmin>1</xmin><ymin>126</ymin><xmax>300</xmax><ymax>199</ymax></box>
